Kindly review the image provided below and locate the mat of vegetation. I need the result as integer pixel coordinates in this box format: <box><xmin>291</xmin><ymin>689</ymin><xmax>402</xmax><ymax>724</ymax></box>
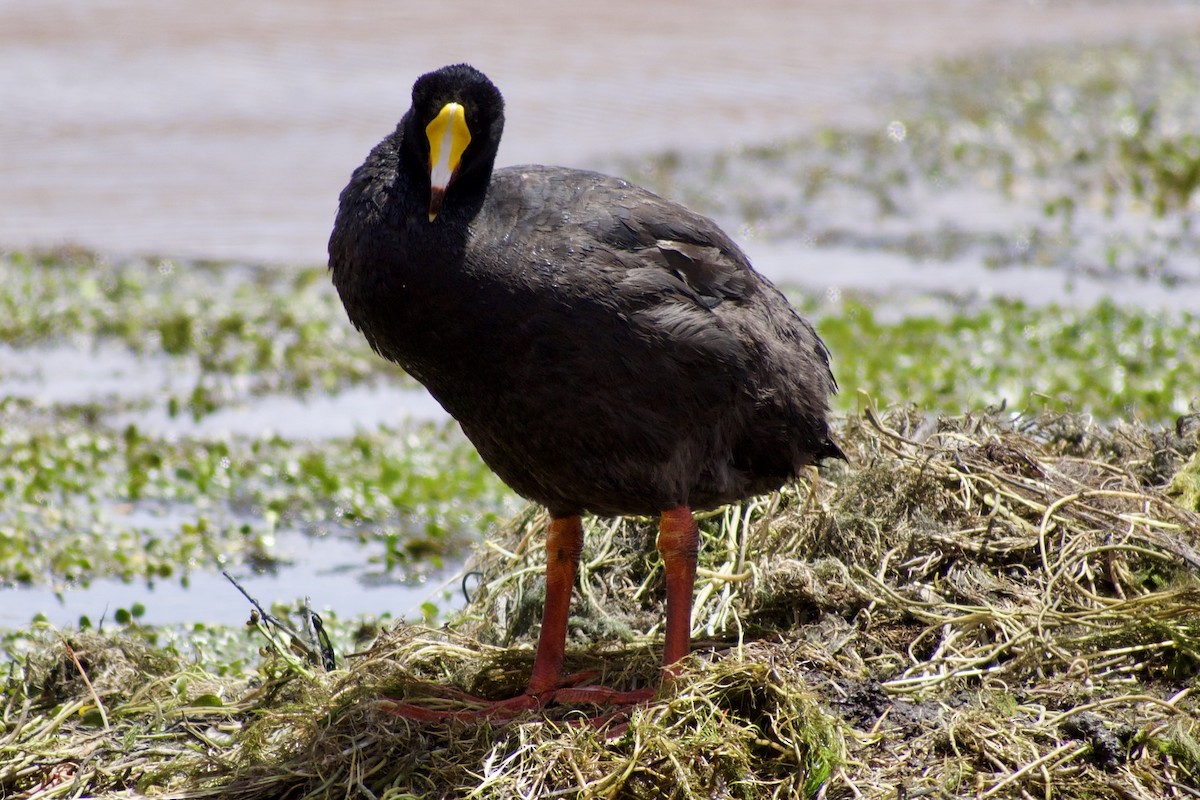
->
<box><xmin>2</xmin><ymin>407</ymin><xmax>1198</xmax><ymax>798</ymax></box>
<box><xmin>1</xmin><ymin>249</ymin><xmax>1195</xmax><ymax>429</ymax></box>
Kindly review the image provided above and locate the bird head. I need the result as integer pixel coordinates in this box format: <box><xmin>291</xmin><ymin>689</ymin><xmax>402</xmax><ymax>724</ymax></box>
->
<box><xmin>410</xmin><ymin>64</ymin><xmax>505</xmax><ymax>222</ymax></box>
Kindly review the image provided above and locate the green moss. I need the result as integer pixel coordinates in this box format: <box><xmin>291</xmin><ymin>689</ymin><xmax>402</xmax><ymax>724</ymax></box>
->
<box><xmin>1167</xmin><ymin>447</ymin><xmax>1200</xmax><ymax>512</ymax></box>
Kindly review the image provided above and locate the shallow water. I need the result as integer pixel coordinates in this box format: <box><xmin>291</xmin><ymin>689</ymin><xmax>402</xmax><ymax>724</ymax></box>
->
<box><xmin>0</xmin><ymin>528</ymin><xmax>459</xmax><ymax>629</ymax></box>
<box><xmin>3</xmin><ymin>0</ymin><xmax>1198</xmax><ymax>264</ymax></box>
<box><xmin>114</xmin><ymin>383</ymin><xmax>450</xmax><ymax>440</ymax></box>
<box><xmin>748</xmin><ymin>240</ymin><xmax>1200</xmax><ymax>316</ymax></box>
<box><xmin>0</xmin><ymin>342</ymin><xmax>193</xmax><ymax>406</ymax></box>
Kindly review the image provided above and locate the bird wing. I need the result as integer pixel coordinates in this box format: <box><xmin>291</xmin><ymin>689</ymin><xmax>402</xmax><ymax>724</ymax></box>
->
<box><xmin>479</xmin><ymin>165</ymin><xmax>836</xmax><ymax>387</ymax></box>
<box><xmin>580</xmin><ymin>184</ymin><xmax>754</xmax><ymax>308</ymax></box>
<box><xmin>574</xmin><ymin>174</ymin><xmax>836</xmax><ymax>387</ymax></box>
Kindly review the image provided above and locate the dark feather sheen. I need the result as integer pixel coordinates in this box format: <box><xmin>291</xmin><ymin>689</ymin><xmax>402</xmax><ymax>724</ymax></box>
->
<box><xmin>329</xmin><ymin>64</ymin><xmax>843</xmax><ymax>518</ymax></box>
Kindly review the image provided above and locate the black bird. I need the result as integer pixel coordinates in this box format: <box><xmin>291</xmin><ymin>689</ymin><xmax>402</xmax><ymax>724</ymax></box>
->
<box><xmin>329</xmin><ymin>63</ymin><xmax>844</xmax><ymax>717</ymax></box>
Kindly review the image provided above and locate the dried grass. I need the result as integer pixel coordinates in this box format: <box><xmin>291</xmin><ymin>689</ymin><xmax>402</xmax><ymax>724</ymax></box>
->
<box><xmin>3</xmin><ymin>406</ymin><xmax>1199</xmax><ymax>799</ymax></box>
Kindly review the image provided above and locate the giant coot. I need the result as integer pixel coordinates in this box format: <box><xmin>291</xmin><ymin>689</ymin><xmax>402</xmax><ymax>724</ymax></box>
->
<box><xmin>329</xmin><ymin>64</ymin><xmax>844</xmax><ymax>716</ymax></box>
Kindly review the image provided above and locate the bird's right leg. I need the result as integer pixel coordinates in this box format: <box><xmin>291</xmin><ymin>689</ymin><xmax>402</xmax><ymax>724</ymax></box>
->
<box><xmin>382</xmin><ymin>515</ymin><xmax>582</xmax><ymax>721</ymax></box>
<box><xmin>525</xmin><ymin>514</ymin><xmax>583</xmax><ymax>693</ymax></box>
<box><xmin>382</xmin><ymin>514</ymin><xmax>649</xmax><ymax>722</ymax></box>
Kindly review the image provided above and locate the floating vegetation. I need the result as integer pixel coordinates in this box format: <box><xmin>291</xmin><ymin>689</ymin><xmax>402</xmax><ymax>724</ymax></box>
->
<box><xmin>2</xmin><ymin>249</ymin><xmax>1196</xmax><ymax>429</ymax></box>
<box><xmin>914</xmin><ymin>41</ymin><xmax>1200</xmax><ymax>220</ymax></box>
<box><xmin>0</xmin><ymin>414</ymin><xmax>513</xmax><ymax>589</ymax></box>
<box><xmin>617</xmin><ymin>37</ymin><xmax>1200</xmax><ymax>290</ymax></box>
<box><xmin>0</xmin><ymin>247</ymin><xmax>402</xmax><ymax>414</ymax></box>
<box><xmin>816</xmin><ymin>298</ymin><xmax>1200</xmax><ymax>421</ymax></box>
<box><xmin>2</xmin><ymin>407</ymin><xmax>1197</xmax><ymax>798</ymax></box>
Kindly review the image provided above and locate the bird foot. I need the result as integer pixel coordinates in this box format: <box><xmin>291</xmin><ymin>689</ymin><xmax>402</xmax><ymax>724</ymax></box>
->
<box><xmin>380</xmin><ymin>672</ymin><xmax>655</xmax><ymax>725</ymax></box>
<box><xmin>380</xmin><ymin>691</ymin><xmax>540</xmax><ymax>723</ymax></box>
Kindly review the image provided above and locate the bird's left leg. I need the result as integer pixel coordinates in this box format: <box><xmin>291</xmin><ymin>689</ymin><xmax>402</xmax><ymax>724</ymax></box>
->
<box><xmin>656</xmin><ymin>505</ymin><xmax>699</xmax><ymax>676</ymax></box>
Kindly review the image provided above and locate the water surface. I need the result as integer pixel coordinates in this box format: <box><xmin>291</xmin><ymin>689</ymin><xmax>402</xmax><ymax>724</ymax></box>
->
<box><xmin>3</xmin><ymin>0</ymin><xmax>1197</xmax><ymax>264</ymax></box>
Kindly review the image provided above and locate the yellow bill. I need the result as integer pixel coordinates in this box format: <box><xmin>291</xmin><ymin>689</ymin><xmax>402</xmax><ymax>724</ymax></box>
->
<box><xmin>426</xmin><ymin>102</ymin><xmax>472</xmax><ymax>221</ymax></box>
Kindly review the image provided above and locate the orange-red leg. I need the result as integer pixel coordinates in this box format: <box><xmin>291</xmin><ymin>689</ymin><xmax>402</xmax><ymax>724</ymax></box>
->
<box><xmin>526</xmin><ymin>515</ymin><xmax>584</xmax><ymax>694</ymax></box>
<box><xmin>383</xmin><ymin>509</ymin><xmax>698</xmax><ymax>723</ymax></box>
<box><xmin>527</xmin><ymin>514</ymin><xmax>653</xmax><ymax>707</ymax></box>
<box><xmin>382</xmin><ymin>515</ymin><xmax>586</xmax><ymax>722</ymax></box>
<box><xmin>657</xmin><ymin>506</ymin><xmax>699</xmax><ymax>676</ymax></box>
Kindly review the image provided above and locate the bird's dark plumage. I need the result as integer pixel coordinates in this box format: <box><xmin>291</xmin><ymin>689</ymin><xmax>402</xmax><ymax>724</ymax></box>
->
<box><xmin>331</xmin><ymin>64</ymin><xmax>843</xmax><ymax>718</ymax></box>
<box><xmin>330</xmin><ymin>64</ymin><xmax>843</xmax><ymax>521</ymax></box>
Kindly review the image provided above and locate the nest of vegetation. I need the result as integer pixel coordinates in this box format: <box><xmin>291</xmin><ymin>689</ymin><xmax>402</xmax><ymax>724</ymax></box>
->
<box><xmin>3</xmin><ymin>406</ymin><xmax>1199</xmax><ymax>799</ymax></box>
